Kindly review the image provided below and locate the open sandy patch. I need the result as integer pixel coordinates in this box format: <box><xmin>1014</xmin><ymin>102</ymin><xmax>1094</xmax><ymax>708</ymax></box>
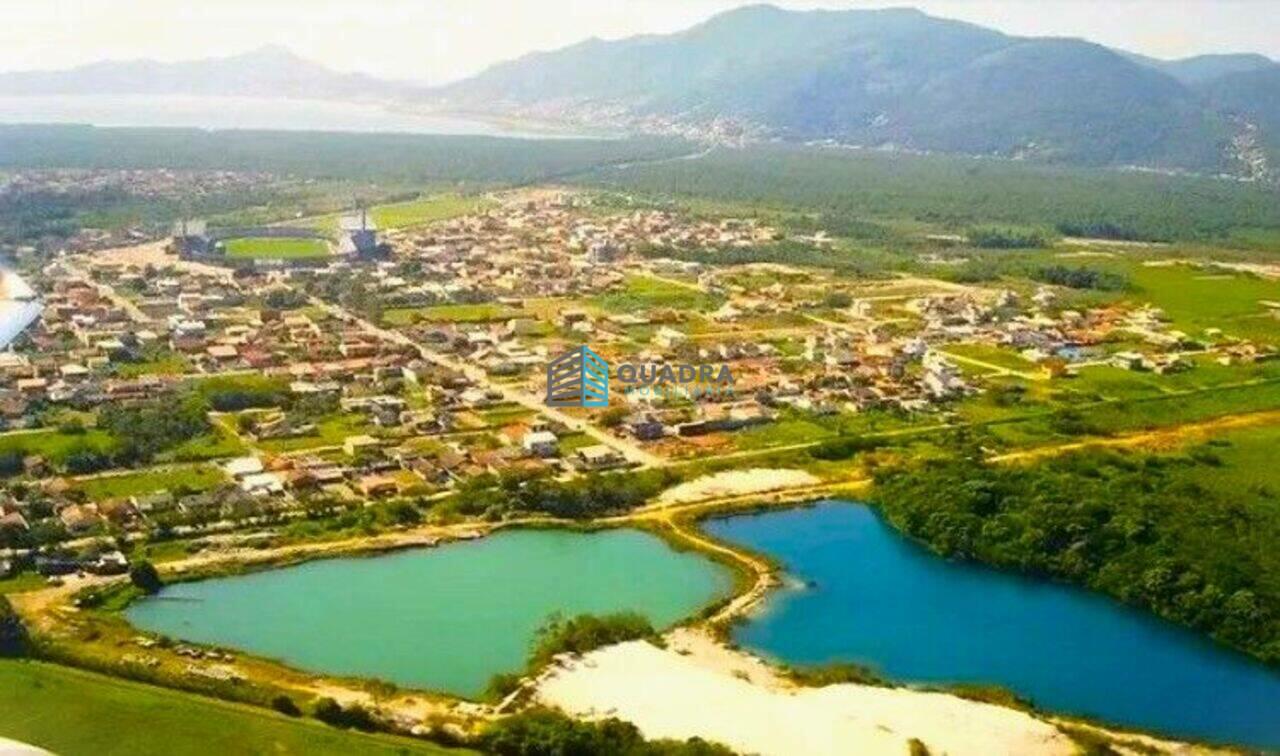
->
<box><xmin>533</xmin><ymin>632</ymin><xmax>1075</xmax><ymax>756</ymax></box>
<box><xmin>658</xmin><ymin>468</ymin><xmax>820</xmax><ymax>505</ymax></box>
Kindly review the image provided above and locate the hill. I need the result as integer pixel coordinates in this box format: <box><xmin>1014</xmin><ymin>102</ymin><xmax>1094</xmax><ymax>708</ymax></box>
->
<box><xmin>436</xmin><ymin>4</ymin><xmax>1275</xmax><ymax>174</ymax></box>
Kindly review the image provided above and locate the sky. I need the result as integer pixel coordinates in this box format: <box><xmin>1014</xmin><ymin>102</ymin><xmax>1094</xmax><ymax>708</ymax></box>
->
<box><xmin>1</xmin><ymin>0</ymin><xmax>1277</xmax><ymax>84</ymax></box>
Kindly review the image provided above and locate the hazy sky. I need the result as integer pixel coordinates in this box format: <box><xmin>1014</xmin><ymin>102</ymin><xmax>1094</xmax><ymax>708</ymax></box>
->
<box><xmin>2</xmin><ymin>0</ymin><xmax>1277</xmax><ymax>84</ymax></box>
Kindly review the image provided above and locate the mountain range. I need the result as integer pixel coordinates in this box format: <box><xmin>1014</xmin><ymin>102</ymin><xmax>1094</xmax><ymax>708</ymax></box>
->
<box><xmin>2</xmin><ymin>5</ymin><xmax>1278</xmax><ymax>176</ymax></box>
<box><xmin>0</xmin><ymin>45</ymin><xmax>415</xmax><ymax>100</ymax></box>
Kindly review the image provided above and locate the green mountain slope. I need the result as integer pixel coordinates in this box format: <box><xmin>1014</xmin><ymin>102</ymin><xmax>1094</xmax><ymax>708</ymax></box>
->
<box><xmin>439</xmin><ymin>4</ymin><xmax>1268</xmax><ymax>173</ymax></box>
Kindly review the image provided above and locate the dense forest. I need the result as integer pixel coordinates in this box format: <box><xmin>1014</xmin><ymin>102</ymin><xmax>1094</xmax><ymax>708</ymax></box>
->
<box><xmin>585</xmin><ymin>144</ymin><xmax>1280</xmax><ymax>244</ymax></box>
<box><xmin>871</xmin><ymin>449</ymin><xmax>1280</xmax><ymax>664</ymax></box>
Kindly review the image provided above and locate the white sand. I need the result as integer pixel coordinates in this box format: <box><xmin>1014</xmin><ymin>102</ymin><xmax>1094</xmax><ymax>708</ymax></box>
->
<box><xmin>535</xmin><ymin>631</ymin><xmax>1076</xmax><ymax>756</ymax></box>
<box><xmin>658</xmin><ymin>469</ymin><xmax>820</xmax><ymax>505</ymax></box>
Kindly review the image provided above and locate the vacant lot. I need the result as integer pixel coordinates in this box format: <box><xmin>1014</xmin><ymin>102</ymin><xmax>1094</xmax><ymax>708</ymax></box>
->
<box><xmin>223</xmin><ymin>237</ymin><xmax>331</xmax><ymax>260</ymax></box>
<box><xmin>0</xmin><ymin>428</ymin><xmax>119</xmax><ymax>464</ymax></box>
<box><xmin>383</xmin><ymin>303</ymin><xmax>522</xmax><ymax>326</ymax></box>
<box><xmin>591</xmin><ymin>275</ymin><xmax>723</xmax><ymax>313</ymax></box>
<box><xmin>372</xmin><ymin>194</ymin><xmax>489</xmax><ymax>229</ymax></box>
<box><xmin>72</xmin><ymin>465</ymin><xmax>226</xmax><ymax>500</ymax></box>
<box><xmin>0</xmin><ymin>660</ymin><xmax>464</xmax><ymax>756</ymax></box>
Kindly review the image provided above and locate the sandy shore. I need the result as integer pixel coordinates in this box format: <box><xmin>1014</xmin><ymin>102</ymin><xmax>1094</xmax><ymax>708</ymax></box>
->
<box><xmin>657</xmin><ymin>469</ymin><xmax>820</xmax><ymax>505</ymax></box>
<box><xmin>534</xmin><ymin>629</ymin><xmax>1219</xmax><ymax>756</ymax></box>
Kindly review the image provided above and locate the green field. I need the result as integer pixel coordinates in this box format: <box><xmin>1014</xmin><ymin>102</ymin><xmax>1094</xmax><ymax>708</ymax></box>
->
<box><xmin>383</xmin><ymin>303</ymin><xmax>522</xmax><ymax>326</ymax></box>
<box><xmin>942</xmin><ymin>343</ymin><xmax>1040</xmax><ymax>373</ymax></box>
<box><xmin>72</xmin><ymin>465</ymin><xmax>226</xmax><ymax>500</ymax></box>
<box><xmin>308</xmin><ymin>194</ymin><xmax>490</xmax><ymax>233</ymax></box>
<box><xmin>591</xmin><ymin>275</ymin><xmax>723</xmax><ymax>313</ymax></box>
<box><xmin>1127</xmin><ymin>264</ymin><xmax>1280</xmax><ymax>345</ymax></box>
<box><xmin>114</xmin><ymin>353</ymin><xmax>190</xmax><ymax>378</ymax></box>
<box><xmin>1171</xmin><ymin>424</ymin><xmax>1280</xmax><ymax>497</ymax></box>
<box><xmin>0</xmin><ymin>660</ymin><xmax>465</xmax><ymax>756</ymax></box>
<box><xmin>372</xmin><ymin>194</ymin><xmax>489</xmax><ymax>229</ymax></box>
<box><xmin>254</xmin><ymin>413</ymin><xmax>378</xmax><ymax>454</ymax></box>
<box><xmin>0</xmin><ymin>428</ymin><xmax>119</xmax><ymax>464</ymax></box>
<box><xmin>223</xmin><ymin>237</ymin><xmax>331</xmax><ymax>260</ymax></box>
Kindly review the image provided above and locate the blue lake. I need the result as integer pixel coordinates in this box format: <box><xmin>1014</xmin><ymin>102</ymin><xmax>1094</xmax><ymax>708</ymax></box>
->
<box><xmin>704</xmin><ymin>502</ymin><xmax>1280</xmax><ymax>749</ymax></box>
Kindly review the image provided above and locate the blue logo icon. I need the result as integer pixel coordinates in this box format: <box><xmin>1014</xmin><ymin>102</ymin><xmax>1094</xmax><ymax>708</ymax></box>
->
<box><xmin>546</xmin><ymin>345</ymin><xmax>609</xmax><ymax>408</ymax></box>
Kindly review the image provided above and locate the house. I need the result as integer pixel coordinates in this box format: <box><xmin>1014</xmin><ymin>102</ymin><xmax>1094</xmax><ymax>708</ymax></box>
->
<box><xmin>1111</xmin><ymin>351</ymin><xmax>1149</xmax><ymax>371</ymax></box>
<box><xmin>356</xmin><ymin>475</ymin><xmax>399</xmax><ymax>497</ymax></box>
<box><xmin>653</xmin><ymin>327</ymin><xmax>686</xmax><ymax>349</ymax></box>
<box><xmin>573</xmin><ymin>444</ymin><xmax>624</xmax><ymax>470</ymax></box>
<box><xmin>240</xmin><ymin>472</ymin><xmax>285</xmax><ymax>496</ymax></box>
<box><xmin>206</xmin><ymin>344</ymin><xmax>239</xmax><ymax>362</ymax></box>
<box><xmin>131</xmin><ymin>491</ymin><xmax>175</xmax><ymax>514</ymax></box>
<box><xmin>89</xmin><ymin>550</ymin><xmax>130</xmax><ymax>575</ymax></box>
<box><xmin>627</xmin><ymin>416</ymin><xmax>666</xmax><ymax>441</ymax></box>
<box><xmin>343</xmin><ymin>434</ymin><xmax>382</xmax><ymax>457</ymax></box>
<box><xmin>223</xmin><ymin>456</ymin><xmax>265</xmax><ymax>479</ymax></box>
<box><xmin>522</xmin><ymin>430</ymin><xmax>558</xmax><ymax>457</ymax></box>
<box><xmin>58</xmin><ymin>503</ymin><xmax>103</xmax><ymax>534</ymax></box>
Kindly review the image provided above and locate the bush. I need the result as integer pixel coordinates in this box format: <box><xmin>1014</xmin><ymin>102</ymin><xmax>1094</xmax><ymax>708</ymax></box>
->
<box><xmin>481</xmin><ymin>708</ymin><xmax>734</xmax><ymax>756</ymax></box>
<box><xmin>313</xmin><ymin>697</ymin><xmax>377</xmax><ymax>731</ymax></box>
<box><xmin>1033</xmin><ymin>265</ymin><xmax>1129</xmax><ymax>291</ymax></box>
<box><xmin>270</xmin><ymin>695</ymin><xmax>302</xmax><ymax>717</ymax></box>
<box><xmin>129</xmin><ymin>559</ymin><xmax>163</xmax><ymax>594</ymax></box>
<box><xmin>967</xmin><ymin>225</ymin><xmax>1052</xmax><ymax>249</ymax></box>
<box><xmin>0</xmin><ymin>596</ymin><xmax>29</xmax><ymax>657</ymax></box>
<box><xmin>809</xmin><ymin>437</ymin><xmax>883</xmax><ymax>461</ymax></box>
<box><xmin>531</xmin><ymin>612</ymin><xmax>655</xmax><ymax>668</ymax></box>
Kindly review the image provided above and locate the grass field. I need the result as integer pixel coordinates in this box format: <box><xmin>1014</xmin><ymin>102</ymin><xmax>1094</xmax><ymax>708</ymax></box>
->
<box><xmin>591</xmin><ymin>275</ymin><xmax>723</xmax><ymax>313</ymax></box>
<box><xmin>71</xmin><ymin>465</ymin><xmax>226</xmax><ymax>500</ymax></box>
<box><xmin>254</xmin><ymin>413</ymin><xmax>378</xmax><ymax>454</ymax></box>
<box><xmin>223</xmin><ymin>237</ymin><xmax>331</xmax><ymax>260</ymax></box>
<box><xmin>0</xmin><ymin>573</ymin><xmax>46</xmax><ymax>595</ymax></box>
<box><xmin>0</xmin><ymin>428</ymin><xmax>119</xmax><ymax>464</ymax></box>
<box><xmin>308</xmin><ymin>194</ymin><xmax>489</xmax><ymax>232</ymax></box>
<box><xmin>372</xmin><ymin>194</ymin><xmax>489</xmax><ymax>229</ymax></box>
<box><xmin>0</xmin><ymin>660</ymin><xmax>465</xmax><ymax>756</ymax></box>
<box><xmin>114</xmin><ymin>353</ymin><xmax>190</xmax><ymax>378</ymax></box>
<box><xmin>1129</xmin><ymin>264</ymin><xmax>1280</xmax><ymax>345</ymax></box>
<box><xmin>383</xmin><ymin>303</ymin><xmax>522</xmax><ymax>326</ymax></box>
<box><xmin>942</xmin><ymin>343</ymin><xmax>1040</xmax><ymax>372</ymax></box>
<box><xmin>1171</xmin><ymin>424</ymin><xmax>1280</xmax><ymax>498</ymax></box>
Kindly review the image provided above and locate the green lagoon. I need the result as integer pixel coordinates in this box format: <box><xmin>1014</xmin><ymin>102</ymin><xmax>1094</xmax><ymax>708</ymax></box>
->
<box><xmin>126</xmin><ymin>528</ymin><xmax>733</xmax><ymax>697</ymax></box>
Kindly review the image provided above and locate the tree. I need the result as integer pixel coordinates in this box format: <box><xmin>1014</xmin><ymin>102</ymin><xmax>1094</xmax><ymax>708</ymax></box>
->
<box><xmin>481</xmin><ymin>708</ymin><xmax>734</xmax><ymax>756</ymax></box>
<box><xmin>313</xmin><ymin>697</ymin><xmax>377</xmax><ymax>731</ymax></box>
<box><xmin>0</xmin><ymin>596</ymin><xmax>29</xmax><ymax>657</ymax></box>
<box><xmin>129</xmin><ymin>559</ymin><xmax>163</xmax><ymax>594</ymax></box>
<box><xmin>271</xmin><ymin>695</ymin><xmax>302</xmax><ymax>717</ymax></box>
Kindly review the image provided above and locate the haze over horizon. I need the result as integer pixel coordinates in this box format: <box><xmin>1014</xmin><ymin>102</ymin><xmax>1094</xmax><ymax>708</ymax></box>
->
<box><xmin>1</xmin><ymin>0</ymin><xmax>1277</xmax><ymax>85</ymax></box>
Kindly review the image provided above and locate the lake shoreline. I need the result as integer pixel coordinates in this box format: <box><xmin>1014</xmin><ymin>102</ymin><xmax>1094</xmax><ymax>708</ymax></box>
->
<box><xmin>6</xmin><ymin>491</ymin><xmax>1247</xmax><ymax>752</ymax></box>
